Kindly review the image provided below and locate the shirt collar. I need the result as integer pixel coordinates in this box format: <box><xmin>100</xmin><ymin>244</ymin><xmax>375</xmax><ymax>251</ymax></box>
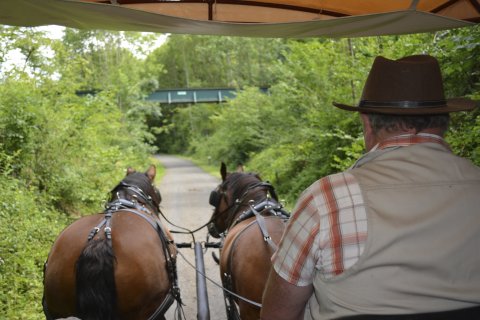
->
<box><xmin>370</xmin><ymin>133</ymin><xmax>451</xmax><ymax>152</ymax></box>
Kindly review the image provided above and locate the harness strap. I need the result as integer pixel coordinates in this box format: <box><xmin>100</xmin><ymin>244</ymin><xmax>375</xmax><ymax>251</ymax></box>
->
<box><xmin>233</xmin><ymin>199</ymin><xmax>289</xmax><ymax>226</ymax></box>
<box><xmin>87</xmin><ymin>219</ymin><xmax>107</xmax><ymax>240</ymax></box>
<box><xmin>152</xmin><ymin>215</ymin><xmax>182</xmax><ymax>308</ymax></box>
<box><xmin>111</xmin><ymin>208</ymin><xmax>182</xmax><ymax>310</ymax></box>
<box><xmin>107</xmin><ymin>209</ymin><xmax>181</xmax><ymax>320</ymax></box>
<box><xmin>146</xmin><ymin>289</ymin><xmax>176</xmax><ymax>320</ymax></box>
<box><xmin>104</xmin><ymin>211</ymin><xmax>112</xmax><ymax>241</ymax></box>
<box><xmin>85</xmin><ymin>200</ymin><xmax>182</xmax><ymax>319</ymax></box>
<box><xmin>222</xmin><ymin>181</ymin><xmax>281</xmax><ymax>230</ymax></box>
<box><xmin>114</xmin><ymin>207</ymin><xmax>157</xmax><ymax>229</ymax></box>
<box><xmin>224</xmin><ymin>220</ymin><xmax>264</xmax><ymax>312</ymax></box>
<box><xmin>222</xmin><ymin>273</ymin><xmax>240</xmax><ymax>320</ymax></box>
<box><xmin>222</xmin><ymin>197</ymin><xmax>290</xmax><ymax>315</ymax></box>
<box><xmin>112</xmin><ymin>182</ymin><xmax>158</xmax><ymax>212</ymax></box>
<box><xmin>224</xmin><ymin>217</ymin><xmax>273</xmax><ymax>315</ymax></box>
<box><xmin>250</xmin><ymin>203</ymin><xmax>278</xmax><ymax>252</ymax></box>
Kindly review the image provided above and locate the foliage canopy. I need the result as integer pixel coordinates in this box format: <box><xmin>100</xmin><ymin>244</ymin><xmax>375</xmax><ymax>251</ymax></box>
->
<box><xmin>151</xmin><ymin>28</ymin><xmax>479</xmax><ymax>205</ymax></box>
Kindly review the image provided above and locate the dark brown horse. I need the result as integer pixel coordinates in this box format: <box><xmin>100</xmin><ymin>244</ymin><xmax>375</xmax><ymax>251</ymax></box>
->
<box><xmin>207</xmin><ymin>163</ymin><xmax>289</xmax><ymax>320</ymax></box>
<box><xmin>42</xmin><ymin>165</ymin><xmax>181</xmax><ymax>320</ymax></box>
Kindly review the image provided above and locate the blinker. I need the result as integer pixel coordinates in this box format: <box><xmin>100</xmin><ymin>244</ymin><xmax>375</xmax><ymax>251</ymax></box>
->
<box><xmin>209</xmin><ymin>190</ymin><xmax>221</xmax><ymax>207</ymax></box>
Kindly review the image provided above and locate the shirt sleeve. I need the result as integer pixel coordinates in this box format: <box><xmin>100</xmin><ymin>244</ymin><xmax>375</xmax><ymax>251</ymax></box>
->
<box><xmin>272</xmin><ymin>185</ymin><xmax>320</xmax><ymax>286</ymax></box>
<box><xmin>271</xmin><ymin>172</ymin><xmax>367</xmax><ymax>285</ymax></box>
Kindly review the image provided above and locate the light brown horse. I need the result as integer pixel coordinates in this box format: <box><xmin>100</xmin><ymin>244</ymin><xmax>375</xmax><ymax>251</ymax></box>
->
<box><xmin>42</xmin><ymin>165</ymin><xmax>181</xmax><ymax>320</ymax></box>
<box><xmin>207</xmin><ymin>163</ymin><xmax>289</xmax><ymax>320</ymax></box>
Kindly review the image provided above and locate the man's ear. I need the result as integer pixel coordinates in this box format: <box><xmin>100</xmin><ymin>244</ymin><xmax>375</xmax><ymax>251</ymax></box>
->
<box><xmin>360</xmin><ymin>113</ymin><xmax>376</xmax><ymax>151</ymax></box>
<box><xmin>360</xmin><ymin>113</ymin><xmax>372</xmax><ymax>131</ymax></box>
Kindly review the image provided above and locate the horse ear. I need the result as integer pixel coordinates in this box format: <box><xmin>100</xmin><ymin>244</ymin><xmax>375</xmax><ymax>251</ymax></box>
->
<box><xmin>221</xmin><ymin>162</ymin><xmax>227</xmax><ymax>181</ymax></box>
<box><xmin>126</xmin><ymin>167</ymin><xmax>135</xmax><ymax>176</ymax></box>
<box><xmin>236</xmin><ymin>163</ymin><xmax>244</xmax><ymax>172</ymax></box>
<box><xmin>146</xmin><ymin>165</ymin><xmax>156</xmax><ymax>182</ymax></box>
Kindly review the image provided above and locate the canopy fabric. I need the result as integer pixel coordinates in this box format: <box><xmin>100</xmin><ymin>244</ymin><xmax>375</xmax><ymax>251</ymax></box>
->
<box><xmin>0</xmin><ymin>0</ymin><xmax>478</xmax><ymax>37</ymax></box>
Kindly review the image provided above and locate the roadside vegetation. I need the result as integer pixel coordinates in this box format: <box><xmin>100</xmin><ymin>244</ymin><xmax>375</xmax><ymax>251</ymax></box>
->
<box><xmin>150</xmin><ymin>27</ymin><xmax>480</xmax><ymax>207</ymax></box>
<box><xmin>0</xmin><ymin>25</ymin><xmax>478</xmax><ymax>318</ymax></box>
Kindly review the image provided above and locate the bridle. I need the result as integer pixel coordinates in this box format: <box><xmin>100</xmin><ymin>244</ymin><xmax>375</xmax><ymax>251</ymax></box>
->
<box><xmin>208</xmin><ymin>172</ymin><xmax>290</xmax><ymax>319</ymax></box>
<box><xmin>110</xmin><ymin>180</ymin><xmax>161</xmax><ymax>216</ymax></box>
<box><xmin>208</xmin><ymin>173</ymin><xmax>285</xmax><ymax>237</ymax></box>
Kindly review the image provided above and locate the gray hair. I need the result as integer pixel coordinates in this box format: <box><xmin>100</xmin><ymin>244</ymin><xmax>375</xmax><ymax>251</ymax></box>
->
<box><xmin>366</xmin><ymin>113</ymin><xmax>450</xmax><ymax>135</ymax></box>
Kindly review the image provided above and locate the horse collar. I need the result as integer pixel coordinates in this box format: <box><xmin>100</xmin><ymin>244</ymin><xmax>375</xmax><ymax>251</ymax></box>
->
<box><xmin>117</xmin><ymin>182</ymin><xmax>157</xmax><ymax>210</ymax></box>
<box><xmin>231</xmin><ymin>198</ymin><xmax>289</xmax><ymax>228</ymax></box>
<box><xmin>105</xmin><ymin>198</ymin><xmax>151</xmax><ymax>215</ymax></box>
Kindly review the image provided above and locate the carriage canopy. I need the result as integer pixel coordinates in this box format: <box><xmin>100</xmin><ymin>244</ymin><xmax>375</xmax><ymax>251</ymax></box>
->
<box><xmin>0</xmin><ymin>0</ymin><xmax>479</xmax><ymax>37</ymax></box>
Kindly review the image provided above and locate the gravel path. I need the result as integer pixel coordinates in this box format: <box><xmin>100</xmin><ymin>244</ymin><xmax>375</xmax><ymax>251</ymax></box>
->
<box><xmin>155</xmin><ymin>155</ymin><xmax>226</xmax><ymax>320</ymax></box>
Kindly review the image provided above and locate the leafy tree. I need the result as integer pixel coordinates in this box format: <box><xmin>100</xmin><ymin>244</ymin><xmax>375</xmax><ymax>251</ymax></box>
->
<box><xmin>144</xmin><ymin>35</ymin><xmax>288</xmax><ymax>155</ymax></box>
<box><xmin>155</xmin><ymin>27</ymin><xmax>480</xmax><ymax>204</ymax></box>
<box><xmin>192</xmin><ymin>87</ymin><xmax>273</xmax><ymax>165</ymax></box>
<box><xmin>0</xmin><ymin>27</ymin><xmax>161</xmax><ymax>318</ymax></box>
<box><xmin>432</xmin><ymin>26</ymin><xmax>480</xmax><ymax>164</ymax></box>
<box><xmin>145</xmin><ymin>35</ymin><xmax>287</xmax><ymax>89</ymax></box>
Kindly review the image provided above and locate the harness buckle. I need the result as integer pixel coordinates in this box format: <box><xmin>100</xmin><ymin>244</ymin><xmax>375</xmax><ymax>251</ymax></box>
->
<box><xmin>87</xmin><ymin>227</ymin><xmax>100</xmax><ymax>241</ymax></box>
<box><xmin>104</xmin><ymin>227</ymin><xmax>112</xmax><ymax>240</ymax></box>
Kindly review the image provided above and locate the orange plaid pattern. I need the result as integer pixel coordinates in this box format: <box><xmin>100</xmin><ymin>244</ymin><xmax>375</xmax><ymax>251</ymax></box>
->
<box><xmin>272</xmin><ymin>171</ymin><xmax>367</xmax><ymax>285</ymax></box>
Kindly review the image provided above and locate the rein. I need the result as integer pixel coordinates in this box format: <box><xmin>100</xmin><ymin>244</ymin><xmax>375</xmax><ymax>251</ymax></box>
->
<box><xmin>237</xmin><ymin>199</ymin><xmax>289</xmax><ymax>252</ymax></box>
<box><xmin>175</xmin><ymin>248</ymin><xmax>263</xmax><ymax>309</ymax></box>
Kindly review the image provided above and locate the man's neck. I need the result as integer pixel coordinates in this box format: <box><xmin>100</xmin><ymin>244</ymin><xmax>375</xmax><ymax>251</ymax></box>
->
<box><xmin>378</xmin><ymin>128</ymin><xmax>445</xmax><ymax>142</ymax></box>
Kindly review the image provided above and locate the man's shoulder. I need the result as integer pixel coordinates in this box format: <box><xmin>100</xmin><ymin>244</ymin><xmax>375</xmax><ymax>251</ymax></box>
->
<box><xmin>304</xmin><ymin>171</ymin><xmax>361</xmax><ymax>201</ymax></box>
<box><xmin>314</xmin><ymin>171</ymin><xmax>358</xmax><ymax>187</ymax></box>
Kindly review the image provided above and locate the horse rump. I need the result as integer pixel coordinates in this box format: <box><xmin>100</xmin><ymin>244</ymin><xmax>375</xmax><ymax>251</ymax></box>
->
<box><xmin>75</xmin><ymin>238</ymin><xmax>117</xmax><ymax>320</ymax></box>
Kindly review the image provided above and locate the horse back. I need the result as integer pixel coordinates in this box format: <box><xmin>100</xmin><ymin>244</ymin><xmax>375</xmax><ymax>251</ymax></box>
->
<box><xmin>44</xmin><ymin>214</ymin><xmax>105</xmax><ymax>317</ymax></box>
<box><xmin>44</xmin><ymin>212</ymin><xmax>173</xmax><ymax>319</ymax></box>
<box><xmin>111</xmin><ymin>212</ymin><xmax>173</xmax><ymax>318</ymax></box>
<box><xmin>220</xmin><ymin>216</ymin><xmax>287</xmax><ymax>319</ymax></box>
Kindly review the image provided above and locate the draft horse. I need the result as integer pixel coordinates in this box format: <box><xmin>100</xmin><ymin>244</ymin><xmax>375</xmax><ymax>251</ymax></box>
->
<box><xmin>207</xmin><ymin>163</ymin><xmax>289</xmax><ymax>320</ymax></box>
<box><xmin>42</xmin><ymin>165</ymin><xmax>181</xmax><ymax>320</ymax></box>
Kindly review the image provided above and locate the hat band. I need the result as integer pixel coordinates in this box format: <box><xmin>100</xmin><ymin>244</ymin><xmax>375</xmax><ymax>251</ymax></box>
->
<box><xmin>359</xmin><ymin>100</ymin><xmax>447</xmax><ymax>109</ymax></box>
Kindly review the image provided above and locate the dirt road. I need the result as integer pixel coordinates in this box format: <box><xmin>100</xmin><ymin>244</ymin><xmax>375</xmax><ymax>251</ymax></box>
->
<box><xmin>155</xmin><ymin>155</ymin><xmax>226</xmax><ymax>320</ymax></box>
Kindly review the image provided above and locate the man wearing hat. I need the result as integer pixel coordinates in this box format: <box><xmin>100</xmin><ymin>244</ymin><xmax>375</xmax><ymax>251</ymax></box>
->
<box><xmin>261</xmin><ymin>55</ymin><xmax>480</xmax><ymax>319</ymax></box>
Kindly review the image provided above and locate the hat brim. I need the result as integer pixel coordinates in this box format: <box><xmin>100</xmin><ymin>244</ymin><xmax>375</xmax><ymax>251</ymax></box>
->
<box><xmin>333</xmin><ymin>98</ymin><xmax>478</xmax><ymax>115</ymax></box>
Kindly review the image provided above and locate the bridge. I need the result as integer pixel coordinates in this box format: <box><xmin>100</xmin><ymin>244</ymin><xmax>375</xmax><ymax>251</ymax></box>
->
<box><xmin>146</xmin><ymin>87</ymin><xmax>269</xmax><ymax>104</ymax></box>
<box><xmin>76</xmin><ymin>87</ymin><xmax>269</xmax><ymax>104</ymax></box>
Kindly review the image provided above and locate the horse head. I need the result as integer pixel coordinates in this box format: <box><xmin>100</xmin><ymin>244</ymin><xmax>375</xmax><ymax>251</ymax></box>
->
<box><xmin>109</xmin><ymin>165</ymin><xmax>162</xmax><ymax>216</ymax></box>
<box><xmin>208</xmin><ymin>162</ymin><xmax>268</xmax><ymax>238</ymax></box>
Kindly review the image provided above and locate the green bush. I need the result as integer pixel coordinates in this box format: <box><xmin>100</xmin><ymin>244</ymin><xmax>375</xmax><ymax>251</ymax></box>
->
<box><xmin>0</xmin><ymin>27</ymin><xmax>166</xmax><ymax>319</ymax></box>
<box><xmin>0</xmin><ymin>176</ymin><xmax>71</xmax><ymax>320</ymax></box>
<box><xmin>0</xmin><ymin>75</ymin><xmax>159</xmax><ymax>320</ymax></box>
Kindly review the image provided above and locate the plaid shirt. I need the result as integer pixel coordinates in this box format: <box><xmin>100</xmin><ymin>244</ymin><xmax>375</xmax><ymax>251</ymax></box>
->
<box><xmin>272</xmin><ymin>133</ymin><xmax>450</xmax><ymax>285</ymax></box>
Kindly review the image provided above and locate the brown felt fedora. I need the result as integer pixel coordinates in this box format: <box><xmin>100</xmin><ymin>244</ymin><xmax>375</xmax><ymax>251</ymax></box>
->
<box><xmin>333</xmin><ymin>55</ymin><xmax>477</xmax><ymax>115</ymax></box>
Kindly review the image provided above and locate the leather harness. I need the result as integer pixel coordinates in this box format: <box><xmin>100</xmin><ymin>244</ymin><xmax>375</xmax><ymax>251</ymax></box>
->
<box><xmin>221</xmin><ymin>195</ymin><xmax>289</xmax><ymax>320</ymax></box>
<box><xmin>43</xmin><ymin>185</ymin><xmax>182</xmax><ymax>320</ymax></box>
<box><xmin>93</xmin><ymin>198</ymin><xmax>182</xmax><ymax>320</ymax></box>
